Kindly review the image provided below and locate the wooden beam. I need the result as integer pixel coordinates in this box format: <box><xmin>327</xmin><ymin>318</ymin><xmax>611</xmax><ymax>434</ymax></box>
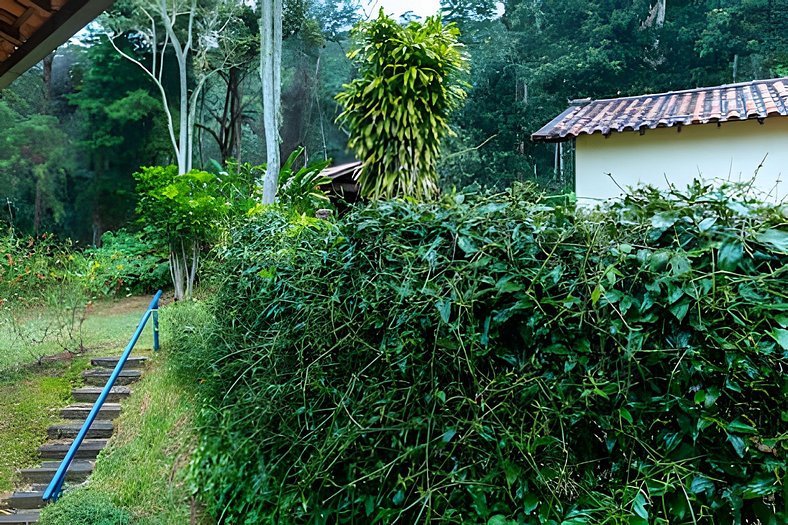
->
<box><xmin>0</xmin><ymin>20</ymin><xmax>22</xmax><ymax>46</ymax></box>
<box><xmin>0</xmin><ymin>0</ymin><xmax>116</xmax><ymax>88</ymax></box>
<box><xmin>15</xmin><ymin>0</ymin><xmax>52</xmax><ymax>16</ymax></box>
<box><xmin>13</xmin><ymin>7</ymin><xmax>36</xmax><ymax>30</ymax></box>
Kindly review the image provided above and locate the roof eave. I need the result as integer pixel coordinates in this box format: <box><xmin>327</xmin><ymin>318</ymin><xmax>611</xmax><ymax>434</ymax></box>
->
<box><xmin>531</xmin><ymin>105</ymin><xmax>585</xmax><ymax>143</ymax></box>
<box><xmin>0</xmin><ymin>0</ymin><xmax>116</xmax><ymax>89</ymax></box>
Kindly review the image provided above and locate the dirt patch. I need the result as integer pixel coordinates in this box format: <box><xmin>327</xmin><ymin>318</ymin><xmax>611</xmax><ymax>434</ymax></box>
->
<box><xmin>40</xmin><ymin>351</ymin><xmax>78</xmax><ymax>364</ymax></box>
<box><xmin>89</xmin><ymin>292</ymin><xmax>174</xmax><ymax>318</ymax></box>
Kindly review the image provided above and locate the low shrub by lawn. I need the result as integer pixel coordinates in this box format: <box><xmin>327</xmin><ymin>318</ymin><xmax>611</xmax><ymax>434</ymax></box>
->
<box><xmin>174</xmin><ymin>182</ymin><xmax>787</xmax><ymax>524</ymax></box>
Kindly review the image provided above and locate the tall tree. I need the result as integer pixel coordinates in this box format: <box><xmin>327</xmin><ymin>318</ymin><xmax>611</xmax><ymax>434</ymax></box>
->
<box><xmin>260</xmin><ymin>0</ymin><xmax>284</xmax><ymax>203</ymax></box>
<box><xmin>68</xmin><ymin>34</ymin><xmax>170</xmax><ymax>243</ymax></box>
<box><xmin>106</xmin><ymin>0</ymin><xmax>247</xmax><ymax>174</ymax></box>
<box><xmin>336</xmin><ymin>11</ymin><xmax>468</xmax><ymax>200</ymax></box>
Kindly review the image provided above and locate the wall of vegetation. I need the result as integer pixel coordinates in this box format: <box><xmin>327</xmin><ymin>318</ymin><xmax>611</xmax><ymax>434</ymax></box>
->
<box><xmin>171</xmin><ymin>183</ymin><xmax>787</xmax><ymax>524</ymax></box>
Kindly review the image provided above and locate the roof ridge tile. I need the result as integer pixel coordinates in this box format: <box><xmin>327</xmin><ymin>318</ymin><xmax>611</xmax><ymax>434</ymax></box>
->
<box><xmin>532</xmin><ymin>76</ymin><xmax>788</xmax><ymax>142</ymax></box>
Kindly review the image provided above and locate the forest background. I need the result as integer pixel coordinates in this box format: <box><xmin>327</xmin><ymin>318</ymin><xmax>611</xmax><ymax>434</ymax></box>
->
<box><xmin>1</xmin><ymin>0</ymin><xmax>787</xmax><ymax>244</ymax></box>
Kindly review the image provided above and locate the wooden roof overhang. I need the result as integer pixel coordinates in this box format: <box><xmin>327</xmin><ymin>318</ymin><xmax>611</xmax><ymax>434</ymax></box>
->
<box><xmin>0</xmin><ymin>0</ymin><xmax>114</xmax><ymax>88</ymax></box>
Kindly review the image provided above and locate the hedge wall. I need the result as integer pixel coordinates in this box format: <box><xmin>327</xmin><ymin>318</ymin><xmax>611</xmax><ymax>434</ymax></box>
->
<box><xmin>174</xmin><ymin>182</ymin><xmax>787</xmax><ymax>524</ymax></box>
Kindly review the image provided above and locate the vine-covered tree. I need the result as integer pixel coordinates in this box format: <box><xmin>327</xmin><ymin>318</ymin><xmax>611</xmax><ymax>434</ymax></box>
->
<box><xmin>336</xmin><ymin>11</ymin><xmax>468</xmax><ymax>200</ymax></box>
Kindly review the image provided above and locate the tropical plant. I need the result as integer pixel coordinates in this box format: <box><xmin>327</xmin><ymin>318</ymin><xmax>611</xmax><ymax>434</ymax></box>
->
<box><xmin>335</xmin><ymin>10</ymin><xmax>468</xmax><ymax>200</ymax></box>
<box><xmin>84</xmin><ymin>230</ymin><xmax>169</xmax><ymax>296</ymax></box>
<box><xmin>276</xmin><ymin>147</ymin><xmax>331</xmax><ymax>215</ymax></box>
<box><xmin>132</xmin><ymin>165</ymin><xmax>229</xmax><ymax>300</ymax></box>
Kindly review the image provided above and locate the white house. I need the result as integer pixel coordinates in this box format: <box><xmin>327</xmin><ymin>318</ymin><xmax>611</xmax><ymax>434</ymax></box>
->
<box><xmin>532</xmin><ymin>77</ymin><xmax>788</xmax><ymax>203</ymax></box>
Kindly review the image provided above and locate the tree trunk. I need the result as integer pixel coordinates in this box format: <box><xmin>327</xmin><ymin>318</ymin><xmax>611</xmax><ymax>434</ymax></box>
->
<box><xmin>261</xmin><ymin>0</ymin><xmax>283</xmax><ymax>204</ymax></box>
<box><xmin>33</xmin><ymin>176</ymin><xmax>43</xmax><ymax>235</ymax></box>
<box><xmin>42</xmin><ymin>52</ymin><xmax>54</xmax><ymax>103</ymax></box>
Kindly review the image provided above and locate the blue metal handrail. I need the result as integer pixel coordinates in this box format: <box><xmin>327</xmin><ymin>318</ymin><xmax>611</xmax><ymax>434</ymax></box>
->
<box><xmin>43</xmin><ymin>290</ymin><xmax>163</xmax><ymax>502</ymax></box>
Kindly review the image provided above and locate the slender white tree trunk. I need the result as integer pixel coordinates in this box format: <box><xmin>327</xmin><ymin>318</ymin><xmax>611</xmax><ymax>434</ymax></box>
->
<box><xmin>261</xmin><ymin>0</ymin><xmax>283</xmax><ymax>204</ymax></box>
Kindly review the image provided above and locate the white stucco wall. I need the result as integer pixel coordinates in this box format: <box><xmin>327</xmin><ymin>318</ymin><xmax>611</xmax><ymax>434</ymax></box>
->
<box><xmin>575</xmin><ymin>116</ymin><xmax>788</xmax><ymax>203</ymax></box>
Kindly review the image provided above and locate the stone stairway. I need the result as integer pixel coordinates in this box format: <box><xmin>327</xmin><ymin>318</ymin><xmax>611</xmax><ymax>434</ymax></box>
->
<box><xmin>0</xmin><ymin>356</ymin><xmax>147</xmax><ymax>524</ymax></box>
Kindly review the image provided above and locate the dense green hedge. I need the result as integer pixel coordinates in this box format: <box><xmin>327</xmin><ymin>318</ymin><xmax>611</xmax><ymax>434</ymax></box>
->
<box><xmin>175</xmin><ymin>183</ymin><xmax>787</xmax><ymax>524</ymax></box>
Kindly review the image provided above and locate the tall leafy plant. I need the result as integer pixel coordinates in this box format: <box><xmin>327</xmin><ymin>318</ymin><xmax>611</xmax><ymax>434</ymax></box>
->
<box><xmin>133</xmin><ymin>166</ymin><xmax>228</xmax><ymax>300</ymax></box>
<box><xmin>276</xmin><ymin>147</ymin><xmax>331</xmax><ymax>215</ymax></box>
<box><xmin>336</xmin><ymin>11</ymin><xmax>468</xmax><ymax>200</ymax></box>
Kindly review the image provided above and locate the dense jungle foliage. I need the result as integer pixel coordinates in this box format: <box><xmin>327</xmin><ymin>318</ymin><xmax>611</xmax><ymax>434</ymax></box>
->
<box><xmin>170</xmin><ymin>183</ymin><xmax>787</xmax><ymax>524</ymax></box>
<box><xmin>2</xmin><ymin>0</ymin><xmax>787</xmax><ymax>240</ymax></box>
<box><xmin>0</xmin><ymin>230</ymin><xmax>167</xmax><ymax>304</ymax></box>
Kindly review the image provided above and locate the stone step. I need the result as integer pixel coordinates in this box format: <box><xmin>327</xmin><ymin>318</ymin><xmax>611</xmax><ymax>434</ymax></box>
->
<box><xmin>6</xmin><ymin>492</ymin><xmax>43</xmax><ymax>511</ymax></box>
<box><xmin>48</xmin><ymin>421</ymin><xmax>113</xmax><ymax>440</ymax></box>
<box><xmin>82</xmin><ymin>369</ymin><xmax>142</xmax><ymax>386</ymax></box>
<box><xmin>38</xmin><ymin>439</ymin><xmax>108</xmax><ymax>460</ymax></box>
<box><xmin>0</xmin><ymin>510</ymin><xmax>40</xmax><ymax>524</ymax></box>
<box><xmin>60</xmin><ymin>403</ymin><xmax>121</xmax><ymax>420</ymax></box>
<box><xmin>72</xmin><ymin>386</ymin><xmax>131</xmax><ymax>403</ymax></box>
<box><xmin>18</xmin><ymin>461</ymin><xmax>93</xmax><ymax>484</ymax></box>
<box><xmin>91</xmin><ymin>356</ymin><xmax>148</xmax><ymax>370</ymax></box>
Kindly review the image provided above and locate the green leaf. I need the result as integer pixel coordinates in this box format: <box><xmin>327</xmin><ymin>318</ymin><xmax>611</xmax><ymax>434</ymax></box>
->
<box><xmin>457</xmin><ymin>235</ymin><xmax>478</xmax><ymax>255</ymax></box>
<box><xmin>619</xmin><ymin>407</ymin><xmax>634</xmax><ymax>424</ymax></box>
<box><xmin>651</xmin><ymin>212</ymin><xmax>677</xmax><ymax>230</ymax></box>
<box><xmin>690</xmin><ymin>475</ymin><xmax>715</xmax><ymax>495</ymax></box>
<box><xmin>365</xmin><ymin>495</ymin><xmax>376</xmax><ymax>516</ymax></box>
<box><xmin>727</xmin><ymin>418</ymin><xmax>757</xmax><ymax>434</ymax></box>
<box><xmin>392</xmin><ymin>490</ymin><xmax>405</xmax><ymax>506</ymax></box>
<box><xmin>435</xmin><ymin>299</ymin><xmax>451</xmax><ymax>324</ymax></box>
<box><xmin>669</xmin><ymin>301</ymin><xmax>690</xmax><ymax>322</ymax></box>
<box><xmin>591</xmin><ymin>284</ymin><xmax>604</xmax><ymax>305</ymax></box>
<box><xmin>698</xmin><ymin>217</ymin><xmax>717</xmax><ymax>231</ymax></box>
<box><xmin>771</xmin><ymin>328</ymin><xmax>788</xmax><ymax>350</ymax></box>
<box><xmin>718</xmin><ymin>240</ymin><xmax>743</xmax><ymax>271</ymax></box>
<box><xmin>632</xmin><ymin>491</ymin><xmax>649</xmax><ymax>519</ymax></box>
<box><xmin>523</xmin><ymin>493</ymin><xmax>539</xmax><ymax>514</ymax></box>
<box><xmin>161</xmin><ymin>184</ymin><xmax>180</xmax><ymax>199</ymax></box>
<box><xmin>727</xmin><ymin>433</ymin><xmax>747</xmax><ymax>457</ymax></box>
<box><xmin>756</xmin><ymin>228</ymin><xmax>788</xmax><ymax>253</ymax></box>
<box><xmin>669</xmin><ymin>254</ymin><xmax>691</xmax><ymax>276</ymax></box>
<box><xmin>693</xmin><ymin>390</ymin><xmax>706</xmax><ymax>404</ymax></box>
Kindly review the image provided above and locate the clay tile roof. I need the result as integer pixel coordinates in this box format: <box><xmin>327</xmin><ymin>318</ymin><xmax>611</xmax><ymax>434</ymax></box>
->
<box><xmin>531</xmin><ymin>77</ymin><xmax>788</xmax><ymax>143</ymax></box>
<box><xmin>0</xmin><ymin>0</ymin><xmax>115</xmax><ymax>89</ymax></box>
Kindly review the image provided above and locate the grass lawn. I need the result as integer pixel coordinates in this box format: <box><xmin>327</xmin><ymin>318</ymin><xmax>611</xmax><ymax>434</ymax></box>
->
<box><xmin>0</xmin><ymin>295</ymin><xmax>160</xmax><ymax>494</ymax></box>
<box><xmin>0</xmin><ymin>296</ymin><xmax>156</xmax><ymax>371</ymax></box>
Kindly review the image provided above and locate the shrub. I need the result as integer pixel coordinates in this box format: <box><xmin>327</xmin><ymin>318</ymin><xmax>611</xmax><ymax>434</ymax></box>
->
<box><xmin>178</xmin><ymin>182</ymin><xmax>787</xmax><ymax>524</ymax></box>
<box><xmin>39</xmin><ymin>488</ymin><xmax>131</xmax><ymax>525</ymax></box>
<box><xmin>0</xmin><ymin>231</ymin><xmax>84</xmax><ymax>302</ymax></box>
<box><xmin>84</xmin><ymin>230</ymin><xmax>169</xmax><ymax>296</ymax></box>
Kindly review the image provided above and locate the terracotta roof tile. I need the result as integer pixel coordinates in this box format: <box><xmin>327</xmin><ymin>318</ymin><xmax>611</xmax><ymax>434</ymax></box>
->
<box><xmin>532</xmin><ymin>77</ymin><xmax>788</xmax><ymax>142</ymax></box>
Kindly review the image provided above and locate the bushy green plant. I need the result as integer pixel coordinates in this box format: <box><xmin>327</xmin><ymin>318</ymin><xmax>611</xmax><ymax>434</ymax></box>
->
<box><xmin>84</xmin><ymin>230</ymin><xmax>169</xmax><ymax>296</ymax></box>
<box><xmin>336</xmin><ymin>11</ymin><xmax>468</xmax><ymax>200</ymax></box>
<box><xmin>176</xmin><ymin>181</ymin><xmax>786</xmax><ymax>524</ymax></box>
<box><xmin>276</xmin><ymin>147</ymin><xmax>331</xmax><ymax>215</ymax></box>
<box><xmin>39</xmin><ymin>488</ymin><xmax>131</xmax><ymax>525</ymax></box>
<box><xmin>133</xmin><ymin>165</ymin><xmax>234</xmax><ymax>300</ymax></box>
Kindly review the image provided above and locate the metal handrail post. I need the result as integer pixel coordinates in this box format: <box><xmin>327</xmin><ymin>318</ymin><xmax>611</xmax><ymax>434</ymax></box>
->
<box><xmin>42</xmin><ymin>289</ymin><xmax>163</xmax><ymax>502</ymax></box>
<box><xmin>153</xmin><ymin>307</ymin><xmax>160</xmax><ymax>352</ymax></box>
